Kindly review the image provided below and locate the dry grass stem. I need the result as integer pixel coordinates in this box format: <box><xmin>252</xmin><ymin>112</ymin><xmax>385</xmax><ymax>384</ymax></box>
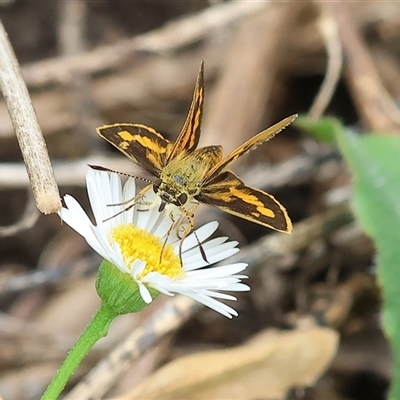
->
<box><xmin>0</xmin><ymin>191</ymin><xmax>39</xmax><ymax>237</ymax></box>
<box><xmin>333</xmin><ymin>2</ymin><xmax>400</xmax><ymax>133</ymax></box>
<box><xmin>309</xmin><ymin>2</ymin><xmax>342</xmax><ymax>120</ymax></box>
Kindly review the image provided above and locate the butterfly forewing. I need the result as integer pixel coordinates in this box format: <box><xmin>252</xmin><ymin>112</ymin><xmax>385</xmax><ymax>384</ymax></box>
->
<box><xmin>167</xmin><ymin>61</ymin><xmax>204</xmax><ymax>162</ymax></box>
<box><xmin>96</xmin><ymin>123</ymin><xmax>172</xmax><ymax>177</ymax></box>
<box><xmin>198</xmin><ymin>171</ymin><xmax>292</xmax><ymax>233</ymax></box>
<box><xmin>204</xmin><ymin>114</ymin><xmax>297</xmax><ymax>184</ymax></box>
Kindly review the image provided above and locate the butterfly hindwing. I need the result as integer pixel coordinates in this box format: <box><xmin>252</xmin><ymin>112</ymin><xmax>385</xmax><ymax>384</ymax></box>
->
<box><xmin>167</xmin><ymin>61</ymin><xmax>204</xmax><ymax>162</ymax></box>
<box><xmin>96</xmin><ymin>123</ymin><xmax>173</xmax><ymax>177</ymax></box>
<box><xmin>198</xmin><ymin>171</ymin><xmax>292</xmax><ymax>233</ymax></box>
<box><xmin>204</xmin><ymin>114</ymin><xmax>297</xmax><ymax>183</ymax></box>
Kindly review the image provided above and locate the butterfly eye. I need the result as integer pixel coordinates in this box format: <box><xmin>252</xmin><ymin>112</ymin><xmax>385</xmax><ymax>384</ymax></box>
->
<box><xmin>177</xmin><ymin>193</ymin><xmax>188</xmax><ymax>206</ymax></box>
<box><xmin>153</xmin><ymin>179</ymin><xmax>162</xmax><ymax>193</ymax></box>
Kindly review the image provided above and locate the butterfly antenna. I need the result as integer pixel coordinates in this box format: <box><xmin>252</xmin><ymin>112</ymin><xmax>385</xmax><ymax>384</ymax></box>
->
<box><xmin>89</xmin><ymin>165</ymin><xmax>155</xmax><ymax>215</ymax></box>
<box><xmin>89</xmin><ymin>164</ymin><xmax>154</xmax><ymax>185</ymax></box>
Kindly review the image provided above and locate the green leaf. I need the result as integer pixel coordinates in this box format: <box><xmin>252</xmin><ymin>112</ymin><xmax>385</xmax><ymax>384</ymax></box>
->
<box><xmin>295</xmin><ymin>115</ymin><xmax>344</xmax><ymax>144</ymax></box>
<box><xmin>337</xmin><ymin>131</ymin><xmax>400</xmax><ymax>400</ymax></box>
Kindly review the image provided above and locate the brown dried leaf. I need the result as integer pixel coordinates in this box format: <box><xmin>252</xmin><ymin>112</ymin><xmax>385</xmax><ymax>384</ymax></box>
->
<box><xmin>117</xmin><ymin>326</ymin><xmax>338</xmax><ymax>400</ymax></box>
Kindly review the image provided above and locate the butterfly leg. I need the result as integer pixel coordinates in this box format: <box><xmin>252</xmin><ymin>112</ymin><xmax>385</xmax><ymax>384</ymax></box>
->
<box><xmin>158</xmin><ymin>211</ymin><xmax>183</xmax><ymax>264</ymax></box>
<box><xmin>103</xmin><ymin>184</ymin><xmax>154</xmax><ymax>221</ymax></box>
<box><xmin>174</xmin><ymin>209</ymin><xmax>208</xmax><ymax>264</ymax></box>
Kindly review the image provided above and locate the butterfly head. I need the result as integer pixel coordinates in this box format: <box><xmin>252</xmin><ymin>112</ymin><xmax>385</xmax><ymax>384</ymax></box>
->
<box><xmin>153</xmin><ymin>178</ymin><xmax>190</xmax><ymax>212</ymax></box>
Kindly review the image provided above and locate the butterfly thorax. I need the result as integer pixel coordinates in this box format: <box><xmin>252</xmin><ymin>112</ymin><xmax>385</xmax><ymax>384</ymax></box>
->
<box><xmin>154</xmin><ymin>145</ymin><xmax>222</xmax><ymax>210</ymax></box>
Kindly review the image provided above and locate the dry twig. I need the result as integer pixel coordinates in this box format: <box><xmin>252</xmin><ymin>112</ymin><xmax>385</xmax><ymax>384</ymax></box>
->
<box><xmin>0</xmin><ymin>21</ymin><xmax>61</xmax><ymax>214</ymax></box>
<box><xmin>21</xmin><ymin>0</ymin><xmax>269</xmax><ymax>89</ymax></box>
<box><xmin>235</xmin><ymin>202</ymin><xmax>352</xmax><ymax>270</ymax></box>
<box><xmin>0</xmin><ymin>156</ymin><xmax>133</xmax><ymax>188</ymax></box>
<box><xmin>58</xmin><ymin>0</ymin><xmax>101</xmax><ymax>148</ymax></box>
<box><xmin>0</xmin><ymin>253</ymin><xmax>99</xmax><ymax>298</ymax></box>
<box><xmin>0</xmin><ymin>144</ymin><xmax>338</xmax><ymax>197</ymax></box>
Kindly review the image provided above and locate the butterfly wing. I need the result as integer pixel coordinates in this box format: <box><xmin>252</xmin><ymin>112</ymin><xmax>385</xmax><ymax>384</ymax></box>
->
<box><xmin>203</xmin><ymin>114</ymin><xmax>297</xmax><ymax>183</ymax></box>
<box><xmin>96</xmin><ymin>123</ymin><xmax>173</xmax><ymax>177</ymax></box>
<box><xmin>166</xmin><ymin>61</ymin><xmax>205</xmax><ymax>162</ymax></box>
<box><xmin>198</xmin><ymin>171</ymin><xmax>292</xmax><ymax>233</ymax></box>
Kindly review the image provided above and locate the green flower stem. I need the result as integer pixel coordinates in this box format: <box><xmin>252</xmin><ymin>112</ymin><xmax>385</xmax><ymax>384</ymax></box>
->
<box><xmin>40</xmin><ymin>260</ymin><xmax>157</xmax><ymax>400</ymax></box>
<box><xmin>40</xmin><ymin>303</ymin><xmax>118</xmax><ymax>400</ymax></box>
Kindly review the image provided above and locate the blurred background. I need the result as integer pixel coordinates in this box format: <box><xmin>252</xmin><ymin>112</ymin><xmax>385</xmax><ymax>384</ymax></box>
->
<box><xmin>1</xmin><ymin>1</ymin><xmax>399</xmax><ymax>399</ymax></box>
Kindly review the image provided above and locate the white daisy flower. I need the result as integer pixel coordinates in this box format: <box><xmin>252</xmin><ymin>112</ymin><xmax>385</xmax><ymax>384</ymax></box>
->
<box><xmin>60</xmin><ymin>169</ymin><xmax>249</xmax><ymax>318</ymax></box>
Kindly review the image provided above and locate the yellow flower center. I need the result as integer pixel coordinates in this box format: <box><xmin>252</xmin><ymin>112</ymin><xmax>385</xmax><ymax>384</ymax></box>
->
<box><xmin>110</xmin><ymin>224</ymin><xmax>182</xmax><ymax>280</ymax></box>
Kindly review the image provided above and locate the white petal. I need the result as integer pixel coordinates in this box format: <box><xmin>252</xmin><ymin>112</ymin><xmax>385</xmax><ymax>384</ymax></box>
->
<box><xmin>131</xmin><ymin>259</ymin><xmax>146</xmax><ymax>277</ymax></box>
<box><xmin>185</xmin><ymin>293</ymin><xmax>238</xmax><ymax>318</ymax></box>
<box><xmin>179</xmin><ymin>221</ymin><xmax>218</xmax><ymax>252</ymax></box>
<box><xmin>185</xmin><ymin>263</ymin><xmax>248</xmax><ymax>278</ymax></box>
<box><xmin>224</xmin><ymin>283</ymin><xmax>251</xmax><ymax>292</ymax></box>
<box><xmin>62</xmin><ymin>195</ymin><xmax>93</xmax><ymax>232</ymax></box>
<box><xmin>183</xmin><ymin>245</ymin><xmax>240</xmax><ymax>271</ymax></box>
<box><xmin>122</xmin><ymin>177</ymin><xmax>136</xmax><ymax>223</ymax></box>
<box><xmin>135</xmin><ymin>191</ymin><xmax>157</xmax><ymax>230</ymax></box>
<box><xmin>138</xmin><ymin>281</ymin><xmax>153</xmax><ymax>304</ymax></box>
<box><xmin>197</xmin><ymin>290</ymin><xmax>238</xmax><ymax>300</ymax></box>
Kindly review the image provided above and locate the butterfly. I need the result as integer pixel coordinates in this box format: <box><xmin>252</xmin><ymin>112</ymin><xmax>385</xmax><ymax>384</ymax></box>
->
<box><xmin>94</xmin><ymin>62</ymin><xmax>296</xmax><ymax>239</ymax></box>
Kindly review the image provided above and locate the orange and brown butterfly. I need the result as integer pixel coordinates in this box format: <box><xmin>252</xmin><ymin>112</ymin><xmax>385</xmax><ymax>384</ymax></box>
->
<box><xmin>93</xmin><ymin>61</ymin><xmax>296</xmax><ymax>236</ymax></box>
